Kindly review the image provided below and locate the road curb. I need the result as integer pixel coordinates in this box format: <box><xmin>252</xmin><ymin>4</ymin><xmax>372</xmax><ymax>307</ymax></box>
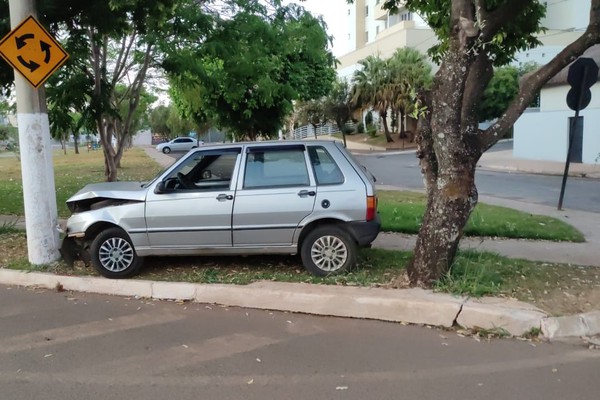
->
<box><xmin>541</xmin><ymin>311</ymin><xmax>600</xmax><ymax>340</ymax></box>
<box><xmin>458</xmin><ymin>297</ymin><xmax>547</xmax><ymax>336</ymax></box>
<box><xmin>0</xmin><ymin>268</ymin><xmax>573</xmax><ymax>338</ymax></box>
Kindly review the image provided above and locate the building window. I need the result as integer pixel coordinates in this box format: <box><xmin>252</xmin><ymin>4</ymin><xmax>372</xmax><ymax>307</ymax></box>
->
<box><xmin>347</xmin><ymin>8</ymin><xmax>350</xmax><ymax>15</ymax></box>
<box><xmin>365</xmin><ymin>31</ymin><xmax>369</xmax><ymax>43</ymax></box>
<box><xmin>365</xmin><ymin>6</ymin><xmax>369</xmax><ymax>16</ymax></box>
<box><xmin>401</xmin><ymin>12</ymin><xmax>412</xmax><ymax>21</ymax></box>
<box><xmin>376</xmin><ymin>26</ymin><xmax>380</xmax><ymax>35</ymax></box>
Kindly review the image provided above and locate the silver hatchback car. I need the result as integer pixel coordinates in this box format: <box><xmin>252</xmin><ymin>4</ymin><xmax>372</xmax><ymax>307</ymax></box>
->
<box><xmin>61</xmin><ymin>140</ymin><xmax>380</xmax><ymax>278</ymax></box>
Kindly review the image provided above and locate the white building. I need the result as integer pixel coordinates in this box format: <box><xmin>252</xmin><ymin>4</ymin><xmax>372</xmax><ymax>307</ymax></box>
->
<box><xmin>338</xmin><ymin>0</ymin><xmax>434</xmax><ymax>79</ymax></box>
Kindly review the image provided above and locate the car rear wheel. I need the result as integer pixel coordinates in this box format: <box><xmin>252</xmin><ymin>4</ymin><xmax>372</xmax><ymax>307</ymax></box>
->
<box><xmin>162</xmin><ymin>146</ymin><xmax>171</xmax><ymax>154</ymax></box>
<box><xmin>90</xmin><ymin>227</ymin><xmax>143</xmax><ymax>279</ymax></box>
<box><xmin>300</xmin><ymin>226</ymin><xmax>357</xmax><ymax>276</ymax></box>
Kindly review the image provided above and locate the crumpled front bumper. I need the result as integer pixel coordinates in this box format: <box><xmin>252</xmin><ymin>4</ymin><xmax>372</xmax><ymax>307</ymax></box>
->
<box><xmin>58</xmin><ymin>218</ymin><xmax>89</xmax><ymax>267</ymax></box>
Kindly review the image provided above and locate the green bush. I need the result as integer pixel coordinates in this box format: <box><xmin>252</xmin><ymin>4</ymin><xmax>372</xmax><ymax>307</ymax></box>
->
<box><xmin>357</xmin><ymin>122</ymin><xmax>365</xmax><ymax>133</ymax></box>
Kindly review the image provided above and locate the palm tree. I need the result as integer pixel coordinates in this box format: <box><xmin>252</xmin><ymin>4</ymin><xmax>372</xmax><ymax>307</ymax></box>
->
<box><xmin>388</xmin><ymin>48</ymin><xmax>433</xmax><ymax>140</ymax></box>
<box><xmin>351</xmin><ymin>55</ymin><xmax>395</xmax><ymax>142</ymax></box>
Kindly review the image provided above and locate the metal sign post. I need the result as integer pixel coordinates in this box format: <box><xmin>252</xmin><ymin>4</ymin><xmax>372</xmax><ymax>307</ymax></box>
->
<box><xmin>557</xmin><ymin>57</ymin><xmax>598</xmax><ymax>210</ymax></box>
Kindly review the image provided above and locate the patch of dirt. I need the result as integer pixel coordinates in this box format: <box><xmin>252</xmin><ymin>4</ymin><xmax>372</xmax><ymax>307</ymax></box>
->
<box><xmin>345</xmin><ymin>133</ymin><xmax>419</xmax><ymax>151</ymax></box>
<box><xmin>507</xmin><ymin>263</ymin><xmax>600</xmax><ymax>316</ymax></box>
<box><xmin>0</xmin><ymin>232</ymin><xmax>28</xmax><ymax>264</ymax></box>
<box><xmin>532</xmin><ymin>287</ymin><xmax>600</xmax><ymax>316</ymax></box>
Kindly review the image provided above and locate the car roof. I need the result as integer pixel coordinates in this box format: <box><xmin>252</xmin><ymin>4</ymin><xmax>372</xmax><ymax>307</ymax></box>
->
<box><xmin>193</xmin><ymin>140</ymin><xmax>343</xmax><ymax>149</ymax></box>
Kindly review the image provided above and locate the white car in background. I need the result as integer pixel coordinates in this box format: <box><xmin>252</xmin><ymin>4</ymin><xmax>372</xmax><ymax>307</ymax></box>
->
<box><xmin>156</xmin><ymin>137</ymin><xmax>203</xmax><ymax>154</ymax></box>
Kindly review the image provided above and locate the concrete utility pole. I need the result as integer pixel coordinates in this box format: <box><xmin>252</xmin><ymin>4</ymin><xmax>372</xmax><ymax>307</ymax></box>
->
<box><xmin>9</xmin><ymin>0</ymin><xmax>60</xmax><ymax>264</ymax></box>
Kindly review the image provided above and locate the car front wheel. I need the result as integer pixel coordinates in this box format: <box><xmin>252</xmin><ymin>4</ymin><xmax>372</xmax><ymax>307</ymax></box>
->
<box><xmin>162</xmin><ymin>146</ymin><xmax>171</xmax><ymax>154</ymax></box>
<box><xmin>90</xmin><ymin>227</ymin><xmax>143</xmax><ymax>279</ymax></box>
<box><xmin>300</xmin><ymin>225</ymin><xmax>357</xmax><ymax>276</ymax></box>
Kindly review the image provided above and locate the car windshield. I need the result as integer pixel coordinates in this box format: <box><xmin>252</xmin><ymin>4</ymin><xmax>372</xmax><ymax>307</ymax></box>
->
<box><xmin>141</xmin><ymin>164</ymin><xmax>173</xmax><ymax>188</ymax></box>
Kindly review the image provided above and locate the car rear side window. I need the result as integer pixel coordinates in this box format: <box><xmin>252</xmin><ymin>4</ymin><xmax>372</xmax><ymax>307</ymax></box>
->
<box><xmin>308</xmin><ymin>146</ymin><xmax>344</xmax><ymax>185</ymax></box>
<box><xmin>244</xmin><ymin>148</ymin><xmax>310</xmax><ymax>189</ymax></box>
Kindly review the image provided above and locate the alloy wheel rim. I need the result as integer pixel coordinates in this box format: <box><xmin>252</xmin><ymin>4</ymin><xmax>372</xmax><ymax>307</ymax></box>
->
<box><xmin>310</xmin><ymin>235</ymin><xmax>348</xmax><ymax>272</ymax></box>
<box><xmin>98</xmin><ymin>237</ymin><xmax>134</xmax><ymax>272</ymax></box>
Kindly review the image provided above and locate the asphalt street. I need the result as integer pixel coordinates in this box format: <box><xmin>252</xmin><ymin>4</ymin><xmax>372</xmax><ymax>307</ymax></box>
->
<box><xmin>354</xmin><ymin>142</ymin><xmax>600</xmax><ymax>213</ymax></box>
<box><xmin>1</xmin><ymin>285</ymin><xmax>599</xmax><ymax>400</ymax></box>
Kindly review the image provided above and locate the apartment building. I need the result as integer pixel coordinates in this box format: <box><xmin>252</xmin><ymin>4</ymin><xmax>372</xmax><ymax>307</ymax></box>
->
<box><xmin>338</xmin><ymin>0</ymin><xmax>589</xmax><ymax>76</ymax></box>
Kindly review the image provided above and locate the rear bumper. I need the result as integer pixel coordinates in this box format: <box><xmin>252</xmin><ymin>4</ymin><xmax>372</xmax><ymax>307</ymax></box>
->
<box><xmin>347</xmin><ymin>214</ymin><xmax>381</xmax><ymax>246</ymax></box>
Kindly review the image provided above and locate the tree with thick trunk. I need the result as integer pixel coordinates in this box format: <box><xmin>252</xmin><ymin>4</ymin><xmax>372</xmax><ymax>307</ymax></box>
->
<box><xmin>370</xmin><ymin>0</ymin><xmax>600</xmax><ymax>286</ymax></box>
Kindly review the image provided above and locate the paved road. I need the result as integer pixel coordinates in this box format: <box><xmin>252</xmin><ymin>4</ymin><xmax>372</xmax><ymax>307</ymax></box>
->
<box><xmin>2</xmin><ymin>285</ymin><xmax>599</xmax><ymax>400</ymax></box>
<box><xmin>355</xmin><ymin>143</ymin><xmax>600</xmax><ymax>213</ymax></box>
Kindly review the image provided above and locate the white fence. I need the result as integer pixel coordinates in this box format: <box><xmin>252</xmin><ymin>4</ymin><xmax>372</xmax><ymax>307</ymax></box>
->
<box><xmin>292</xmin><ymin>124</ymin><xmax>341</xmax><ymax>140</ymax></box>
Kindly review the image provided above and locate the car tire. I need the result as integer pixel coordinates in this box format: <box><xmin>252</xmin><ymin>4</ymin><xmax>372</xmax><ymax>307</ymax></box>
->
<box><xmin>162</xmin><ymin>147</ymin><xmax>171</xmax><ymax>154</ymax></box>
<box><xmin>90</xmin><ymin>227</ymin><xmax>143</xmax><ymax>279</ymax></box>
<box><xmin>300</xmin><ymin>225</ymin><xmax>357</xmax><ymax>276</ymax></box>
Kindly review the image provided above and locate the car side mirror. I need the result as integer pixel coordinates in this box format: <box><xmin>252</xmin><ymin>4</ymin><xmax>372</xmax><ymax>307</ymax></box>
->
<box><xmin>154</xmin><ymin>180</ymin><xmax>173</xmax><ymax>194</ymax></box>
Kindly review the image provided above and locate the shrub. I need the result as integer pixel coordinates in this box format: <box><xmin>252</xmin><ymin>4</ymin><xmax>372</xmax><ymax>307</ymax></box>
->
<box><xmin>357</xmin><ymin>122</ymin><xmax>365</xmax><ymax>133</ymax></box>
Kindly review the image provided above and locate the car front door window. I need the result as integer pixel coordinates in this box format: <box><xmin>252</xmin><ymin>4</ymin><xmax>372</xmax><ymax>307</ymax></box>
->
<box><xmin>166</xmin><ymin>150</ymin><xmax>239</xmax><ymax>191</ymax></box>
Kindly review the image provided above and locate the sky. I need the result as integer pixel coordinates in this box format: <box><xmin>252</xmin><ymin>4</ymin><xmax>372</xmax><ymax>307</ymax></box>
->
<box><xmin>283</xmin><ymin>0</ymin><xmax>349</xmax><ymax>56</ymax></box>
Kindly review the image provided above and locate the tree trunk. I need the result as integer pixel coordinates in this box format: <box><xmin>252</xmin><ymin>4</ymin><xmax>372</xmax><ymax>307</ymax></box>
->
<box><xmin>74</xmin><ymin>135</ymin><xmax>79</xmax><ymax>154</ymax></box>
<box><xmin>380</xmin><ymin>110</ymin><xmax>394</xmax><ymax>142</ymax></box>
<box><xmin>407</xmin><ymin>41</ymin><xmax>483</xmax><ymax>286</ymax></box>
<box><xmin>407</xmin><ymin>168</ymin><xmax>478</xmax><ymax>286</ymax></box>
<box><xmin>399</xmin><ymin>110</ymin><xmax>406</xmax><ymax>139</ymax></box>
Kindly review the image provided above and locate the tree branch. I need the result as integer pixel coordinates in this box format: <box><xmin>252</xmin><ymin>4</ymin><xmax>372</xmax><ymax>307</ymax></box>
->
<box><xmin>479</xmin><ymin>0</ymin><xmax>529</xmax><ymax>42</ymax></box>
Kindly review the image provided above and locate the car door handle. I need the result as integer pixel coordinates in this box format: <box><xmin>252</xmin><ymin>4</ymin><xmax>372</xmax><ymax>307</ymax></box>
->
<box><xmin>216</xmin><ymin>194</ymin><xmax>233</xmax><ymax>201</ymax></box>
<box><xmin>297</xmin><ymin>190</ymin><xmax>316</xmax><ymax>197</ymax></box>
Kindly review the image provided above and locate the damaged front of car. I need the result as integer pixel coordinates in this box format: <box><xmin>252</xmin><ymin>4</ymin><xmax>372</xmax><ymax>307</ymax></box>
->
<box><xmin>60</xmin><ymin>182</ymin><xmax>149</xmax><ymax>270</ymax></box>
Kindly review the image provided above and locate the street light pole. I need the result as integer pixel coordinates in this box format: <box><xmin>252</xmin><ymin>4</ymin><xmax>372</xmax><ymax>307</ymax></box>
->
<box><xmin>9</xmin><ymin>0</ymin><xmax>60</xmax><ymax>264</ymax></box>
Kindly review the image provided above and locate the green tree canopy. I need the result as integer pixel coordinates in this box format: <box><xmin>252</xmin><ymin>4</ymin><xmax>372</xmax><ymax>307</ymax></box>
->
<box><xmin>166</xmin><ymin>3</ymin><xmax>337</xmax><ymax>141</ymax></box>
<box><xmin>478</xmin><ymin>62</ymin><xmax>541</xmax><ymax>122</ymax></box>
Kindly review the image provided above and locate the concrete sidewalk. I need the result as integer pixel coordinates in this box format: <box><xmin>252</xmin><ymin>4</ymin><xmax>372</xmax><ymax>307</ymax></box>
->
<box><xmin>478</xmin><ymin>149</ymin><xmax>600</xmax><ymax>179</ymax></box>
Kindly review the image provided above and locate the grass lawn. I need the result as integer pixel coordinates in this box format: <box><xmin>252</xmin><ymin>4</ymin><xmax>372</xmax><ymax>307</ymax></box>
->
<box><xmin>377</xmin><ymin>191</ymin><xmax>584</xmax><ymax>242</ymax></box>
<box><xmin>2</xmin><ymin>230</ymin><xmax>599</xmax><ymax>317</ymax></box>
<box><xmin>0</xmin><ymin>147</ymin><xmax>583</xmax><ymax>242</ymax></box>
<box><xmin>0</xmin><ymin>148</ymin><xmax>162</xmax><ymax>217</ymax></box>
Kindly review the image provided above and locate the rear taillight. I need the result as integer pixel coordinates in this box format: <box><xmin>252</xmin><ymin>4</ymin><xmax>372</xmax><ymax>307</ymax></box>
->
<box><xmin>366</xmin><ymin>195</ymin><xmax>377</xmax><ymax>221</ymax></box>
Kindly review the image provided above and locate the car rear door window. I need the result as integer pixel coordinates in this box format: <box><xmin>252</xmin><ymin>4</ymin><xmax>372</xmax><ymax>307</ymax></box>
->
<box><xmin>244</xmin><ymin>147</ymin><xmax>310</xmax><ymax>189</ymax></box>
<box><xmin>308</xmin><ymin>146</ymin><xmax>344</xmax><ymax>185</ymax></box>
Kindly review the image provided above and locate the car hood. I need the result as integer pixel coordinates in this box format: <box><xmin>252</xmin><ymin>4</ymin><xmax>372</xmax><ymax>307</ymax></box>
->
<box><xmin>67</xmin><ymin>181</ymin><xmax>147</xmax><ymax>204</ymax></box>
